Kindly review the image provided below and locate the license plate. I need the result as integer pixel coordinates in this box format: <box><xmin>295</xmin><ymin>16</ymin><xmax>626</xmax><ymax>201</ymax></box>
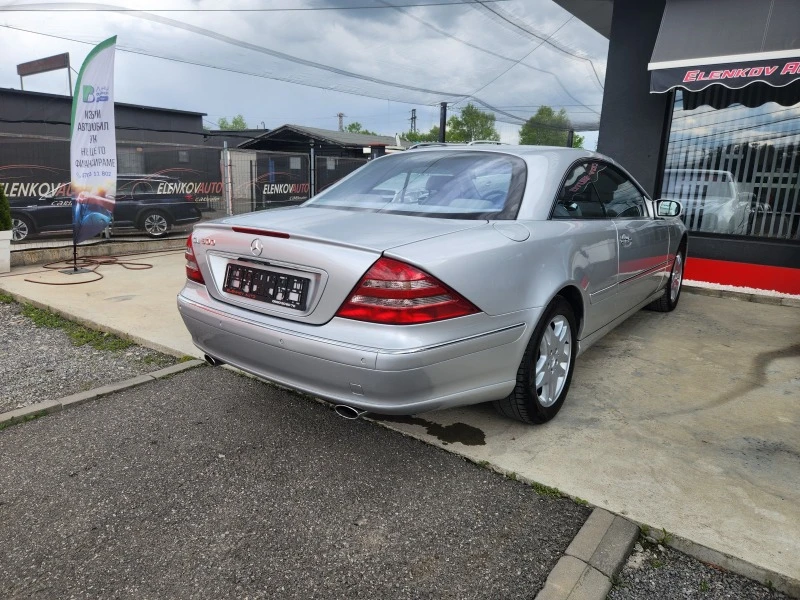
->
<box><xmin>223</xmin><ymin>264</ymin><xmax>309</xmax><ymax>311</ymax></box>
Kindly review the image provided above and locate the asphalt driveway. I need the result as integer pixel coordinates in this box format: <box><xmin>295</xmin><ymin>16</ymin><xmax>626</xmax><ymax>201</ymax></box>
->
<box><xmin>1</xmin><ymin>251</ymin><xmax>799</xmax><ymax>592</ymax></box>
<box><xmin>0</xmin><ymin>367</ymin><xmax>589</xmax><ymax>600</ymax></box>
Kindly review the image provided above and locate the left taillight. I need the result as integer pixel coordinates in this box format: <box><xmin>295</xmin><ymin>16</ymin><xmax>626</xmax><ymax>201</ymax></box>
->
<box><xmin>185</xmin><ymin>236</ymin><xmax>205</xmax><ymax>284</ymax></box>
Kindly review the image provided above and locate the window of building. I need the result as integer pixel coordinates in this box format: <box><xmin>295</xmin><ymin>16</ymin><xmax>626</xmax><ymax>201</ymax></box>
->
<box><xmin>661</xmin><ymin>90</ymin><xmax>800</xmax><ymax>241</ymax></box>
<box><xmin>290</xmin><ymin>156</ymin><xmax>302</xmax><ymax>170</ymax></box>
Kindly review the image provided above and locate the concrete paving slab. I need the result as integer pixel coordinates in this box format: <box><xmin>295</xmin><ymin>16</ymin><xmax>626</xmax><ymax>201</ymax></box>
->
<box><xmin>2</xmin><ymin>250</ymin><xmax>798</xmax><ymax>589</ymax></box>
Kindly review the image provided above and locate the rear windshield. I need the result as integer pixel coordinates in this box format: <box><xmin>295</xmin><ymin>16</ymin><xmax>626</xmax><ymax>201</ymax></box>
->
<box><xmin>305</xmin><ymin>150</ymin><xmax>527</xmax><ymax>220</ymax></box>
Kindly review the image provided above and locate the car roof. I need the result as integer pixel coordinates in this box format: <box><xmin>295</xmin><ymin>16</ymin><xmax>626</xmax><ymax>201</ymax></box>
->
<box><xmin>403</xmin><ymin>144</ymin><xmax>616</xmax><ymax>175</ymax></box>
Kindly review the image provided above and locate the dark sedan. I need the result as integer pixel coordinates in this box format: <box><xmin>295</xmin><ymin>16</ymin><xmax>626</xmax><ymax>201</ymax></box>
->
<box><xmin>10</xmin><ymin>174</ymin><xmax>203</xmax><ymax>241</ymax></box>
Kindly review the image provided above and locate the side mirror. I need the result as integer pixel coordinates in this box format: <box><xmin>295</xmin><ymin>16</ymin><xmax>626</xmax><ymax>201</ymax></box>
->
<box><xmin>656</xmin><ymin>199</ymin><xmax>682</xmax><ymax>218</ymax></box>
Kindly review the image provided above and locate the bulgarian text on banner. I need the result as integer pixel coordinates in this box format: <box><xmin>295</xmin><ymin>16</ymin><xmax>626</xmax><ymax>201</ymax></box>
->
<box><xmin>70</xmin><ymin>36</ymin><xmax>117</xmax><ymax>245</ymax></box>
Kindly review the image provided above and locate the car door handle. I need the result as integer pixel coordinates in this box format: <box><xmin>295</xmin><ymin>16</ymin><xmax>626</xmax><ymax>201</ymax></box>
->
<box><xmin>619</xmin><ymin>234</ymin><xmax>632</xmax><ymax>247</ymax></box>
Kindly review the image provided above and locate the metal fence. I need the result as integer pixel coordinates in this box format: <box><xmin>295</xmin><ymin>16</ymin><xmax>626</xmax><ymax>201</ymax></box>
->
<box><xmin>2</xmin><ymin>134</ymin><xmax>372</xmax><ymax>248</ymax></box>
<box><xmin>315</xmin><ymin>156</ymin><xmax>368</xmax><ymax>194</ymax></box>
<box><xmin>223</xmin><ymin>149</ymin><xmax>310</xmax><ymax>216</ymax></box>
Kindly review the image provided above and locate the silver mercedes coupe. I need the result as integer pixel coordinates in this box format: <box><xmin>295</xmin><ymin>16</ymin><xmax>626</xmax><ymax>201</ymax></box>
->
<box><xmin>178</xmin><ymin>146</ymin><xmax>687</xmax><ymax>424</ymax></box>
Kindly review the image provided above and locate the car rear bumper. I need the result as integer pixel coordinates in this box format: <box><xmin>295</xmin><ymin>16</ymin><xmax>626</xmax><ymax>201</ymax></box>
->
<box><xmin>177</xmin><ymin>284</ymin><xmax>533</xmax><ymax>414</ymax></box>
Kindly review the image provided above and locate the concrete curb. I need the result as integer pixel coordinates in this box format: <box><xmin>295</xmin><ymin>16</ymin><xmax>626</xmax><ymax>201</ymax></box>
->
<box><xmin>10</xmin><ymin>238</ymin><xmax>187</xmax><ymax>267</ymax></box>
<box><xmin>0</xmin><ymin>360</ymin><xmax>205</xmax><ymax>429</ymax></box>
<box><xmin>535</xmin><ymin>508</ymin><xmax>638</xmax><ymax>600</ymax></box>
<box><xmin>683</xmin><ymin>284</ymin><xmax>800</xmax><ymax>307</ymax></box>
<box><xmin>642</xmin><ymin>529</ymin><xmax>800</xmax><ymax>598</ymax></box>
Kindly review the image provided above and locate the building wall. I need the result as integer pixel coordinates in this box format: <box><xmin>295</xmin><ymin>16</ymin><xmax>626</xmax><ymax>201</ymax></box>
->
<box><xmin>596</xmin><ymin>0</ymin><xmax>668</xmax><ymax>198</ymax></box>
<box><xmin>0</xmin><ymin>88</ymin><xmax>207</xmax><ymax>146</ymax></box>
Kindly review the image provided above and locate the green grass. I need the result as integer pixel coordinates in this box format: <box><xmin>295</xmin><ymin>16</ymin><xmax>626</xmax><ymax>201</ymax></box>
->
<box><xmin>0</xmin><ymin>410</ymin><xmax>48</xmax><ymax>432</ymax></box>
<box><xmin>656</xmin><ymin>527</ymin><xmax>674</xmax><ymax>545</ymax></box>
<box><xmin>530</xmin><ymin>481</ymin><xmax>562</xmax><ymax>497</ymax></box>
<box><xmin>699</xmin><ymin>580</ymin><xmax>710</xmax><ymax>592</ymax></box>
<box><xmin>20</xmin><ymin>304</ymin><xmax>133</xmax><ymax>351</ymax></box>
<box><xmin>0</xmin><ymin>292</ymin><xmax>14</xmax><ymax>304</ymax></box>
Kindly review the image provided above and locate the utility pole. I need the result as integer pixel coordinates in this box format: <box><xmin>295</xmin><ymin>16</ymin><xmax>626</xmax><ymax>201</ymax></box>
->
<box><xmin>566</xmin><ymin>129</ymin><xmax>574</xmax><ymax>148</ymax></box>
<box><xmin>337</xmin><ymin>112</ymin><xmax>345</xmax><ymax>132</ymax></box>
<box><xmin>438</xmin><ymin>102</ymin><xmax>447</xmax><ymax>143</ymax></box>
<box><xmin>410</xmin><ymin>109</ymin><xmax>417</xmax><ymax>133</ymax></box>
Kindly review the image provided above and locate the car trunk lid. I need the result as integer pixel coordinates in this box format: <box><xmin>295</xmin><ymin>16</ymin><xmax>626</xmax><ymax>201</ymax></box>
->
<box><xmin>191</xmin><ymin>207</ymin><xmax>486</xmax><ymax>324</ymax></box>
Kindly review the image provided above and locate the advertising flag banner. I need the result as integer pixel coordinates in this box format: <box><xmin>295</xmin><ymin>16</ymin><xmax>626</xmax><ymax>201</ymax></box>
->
<box><xmin>70</xmin><ymin>36</ymin><xmax>117</xmax><ymax>245</ymax></box>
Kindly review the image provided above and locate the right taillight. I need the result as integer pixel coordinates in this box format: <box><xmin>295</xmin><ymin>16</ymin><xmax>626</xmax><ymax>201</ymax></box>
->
<box><xmin>336</xmin><ymin>257</ymin><xmax>479</xmax><ymax>325</ymax></box>
<box><xmin>185</xmin><ymin>235</ymin><xmax>205</xmax><ymax>284</ymax></box>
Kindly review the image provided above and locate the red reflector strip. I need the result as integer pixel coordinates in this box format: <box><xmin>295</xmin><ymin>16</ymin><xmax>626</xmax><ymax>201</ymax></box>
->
<box><xmin>232</xmin><ymin>227</ymin><xmax>290</xmax><ymax>238</ymax></box>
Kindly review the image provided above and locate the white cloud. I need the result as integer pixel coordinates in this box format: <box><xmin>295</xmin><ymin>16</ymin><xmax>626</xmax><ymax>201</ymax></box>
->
<box><xmin>0</xmin><ymin>0</ymin><xmax>608</xmax><ymax>136</ymax></box>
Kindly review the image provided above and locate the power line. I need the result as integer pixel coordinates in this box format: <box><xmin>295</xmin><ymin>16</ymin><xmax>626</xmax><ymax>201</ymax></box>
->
<box><xmin>377</xmin><ymin>0</ymin><xmax>599</xmax><ymax>115</ymax></box>
<box><xmin>1</xmin><ymin>24</ymin><xmax>467</xmax><ymax>103</ymax></box>
<box><xmin>467</xmin><ymin>16</ymin><xmax>574</xmax><ymax>99</ymax></box>
<box><xmin>0</xmin><ymin>0</ymin><xmax>512</xmax><ymax>11</ymax></box>
<box><xmin>0</xmin><ymin>21</ymin><xmax>600</xmax><ymax>129</ymax></box>
<box><xmin>469</xmin><ymin>1</ymin><xmax>605</xmax><ymax>90</ymax></box>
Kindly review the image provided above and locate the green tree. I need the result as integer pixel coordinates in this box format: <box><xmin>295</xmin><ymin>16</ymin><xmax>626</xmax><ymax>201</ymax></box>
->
<box><xmin>217</xmin><ymin>114</ymin><xmax>248</xmax><ymax>130</ymax></box>
<box><xmin>402</xmin><ymin>126</ymin><xmax>440</xmax><ymax>144</ymax></box>
<box><xmin>519</xmin><ymin>106</ymin><xmax>584</xmax><ymax>148</ymax></box>
<box><xmin>446</xmin><ymin>103</ymin><xmax>500</xmax><ymax>142</ymax></box>
<box><xmin>345</xmin><ymin>122</ymin><xmax>378</xmax><ymax>135</ymax></box>
<box><xmin>0</xmin><ymin>183</ymin><xmax>11</xmax><ymax>231</ymax></box>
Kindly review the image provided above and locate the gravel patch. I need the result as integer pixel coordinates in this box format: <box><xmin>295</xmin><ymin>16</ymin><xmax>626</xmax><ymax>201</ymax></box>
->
<box><xmin>608</xmin><ymin>541</ymin><xmax>790</xmax><ymax>600</ymax></box>
<box><xmin>0</xmin><ymin>367</ymin><xmax>590</xmax><ymax>599</ymax></box>
<box><xmin>0</xmin><ymin>299</ymin><xmax>178</xmax><ymax>413</ymax></box>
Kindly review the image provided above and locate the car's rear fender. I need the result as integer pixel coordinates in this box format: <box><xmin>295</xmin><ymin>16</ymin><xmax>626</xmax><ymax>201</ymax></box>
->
<box><xmin>386</xmin><ymin>221</ymin><xmax>598</xmax><ymax>319</ymax></box>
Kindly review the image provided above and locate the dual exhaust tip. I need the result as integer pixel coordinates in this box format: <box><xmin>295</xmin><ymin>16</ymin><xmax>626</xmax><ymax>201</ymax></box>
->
<box><xmin>204</xmin><ymin>354</ymin><xmax>366</xmax><ymax>421</ymax></box>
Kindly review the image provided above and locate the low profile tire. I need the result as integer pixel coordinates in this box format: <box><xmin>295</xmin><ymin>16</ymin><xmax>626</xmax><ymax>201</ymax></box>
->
<box><xmin>141</xmin><ymin>210</ymin><xmax>171</xmax><ymax>238</ymax></box>
<box><xmin>647</xmin><ymin>248</ymin><xmax>684</xmax><ymax>312</ymax></box>
<box><xmin>494</xmin><ymin>296</ymin><xmax>577</xmax><ymax>424</ymax></box>
<box><xmin>11</xmin><ymin>216</ymin><xmax>33</xmax><ymax>242</ymax></box>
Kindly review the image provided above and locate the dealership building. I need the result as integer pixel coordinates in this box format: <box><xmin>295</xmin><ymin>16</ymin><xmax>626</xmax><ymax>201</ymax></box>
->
<box><xmin>557</xmin><ymin>0</ymin><xmax>800</xmax><ymax>294</ymax></box>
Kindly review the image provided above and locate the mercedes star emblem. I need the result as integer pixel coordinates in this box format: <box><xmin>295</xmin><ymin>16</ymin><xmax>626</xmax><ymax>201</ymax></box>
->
<box><xmin>250</xmin><ymin>238</ymin><xmax>263</xmax><ymax>256</ymax></box>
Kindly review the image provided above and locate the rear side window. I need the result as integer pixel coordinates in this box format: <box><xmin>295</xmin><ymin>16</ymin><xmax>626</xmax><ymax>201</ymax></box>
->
<box><xmin>306</xmin><ymin>151</ymin><xmax>527</xmax><ymax>220</ymax></box>
<box><xmin>118</xmin><ymin>179</ymin><xmax>156</xmax><ymax>196</ymax></box>
<box><xmin>553</xmin><ymin>162</ymin><xmax>605</xmax><ymax>219</ymax></box>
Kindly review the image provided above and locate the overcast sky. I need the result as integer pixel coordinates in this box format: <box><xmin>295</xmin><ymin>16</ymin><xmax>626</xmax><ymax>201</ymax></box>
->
<box><xmin>0</xmin><ymin>0</ymin><xmax>608</xmax><ymax>147</ymax></box>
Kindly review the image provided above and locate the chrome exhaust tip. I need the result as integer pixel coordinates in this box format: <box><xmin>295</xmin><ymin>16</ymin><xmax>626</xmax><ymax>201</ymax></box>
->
<box><xmin>334</xmin><ymin>405</ymin><xmax>367</xmax><ymax>420</ymax></box>
<box><xmin>204</xmin><ymin>354</ymin><xmax>224</xmax><ymax>367</ymax></box>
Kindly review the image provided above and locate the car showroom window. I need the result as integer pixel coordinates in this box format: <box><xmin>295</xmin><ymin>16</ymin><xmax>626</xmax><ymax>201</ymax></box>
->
<box><xmin>553</xmin><ymin>162</ymin><xmax>605</xmax><ymax>219</ymax></box>
<box><xmin>593</xmin><ymin>165</ymin><xmax>648</xmax><ymax>218</ymax></box>
<box><xmin>306</xmin><ymin>151</ymin><xmax>526</xmax><ymax>220</ymax></box>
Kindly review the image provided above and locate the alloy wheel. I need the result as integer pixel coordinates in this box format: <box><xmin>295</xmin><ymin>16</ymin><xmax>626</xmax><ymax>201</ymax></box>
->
<box><xmin>11</xmin><ymin>218</ymin><xmax>29</xmax><ymax>241</ymax></box>
<box><xmin>144</xmin><ymin>213</ymin><xmax>168</xmax><ymax>236</ymax></box>
<box><xmin>534</xmin><ymin>315</ymin><xmax>572</xmax><ymax>408</ymax></box>
<box><xmin>670</xmin><ymin>253</ymin><xmax>683</xmax><ymax>303</ymax></box>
